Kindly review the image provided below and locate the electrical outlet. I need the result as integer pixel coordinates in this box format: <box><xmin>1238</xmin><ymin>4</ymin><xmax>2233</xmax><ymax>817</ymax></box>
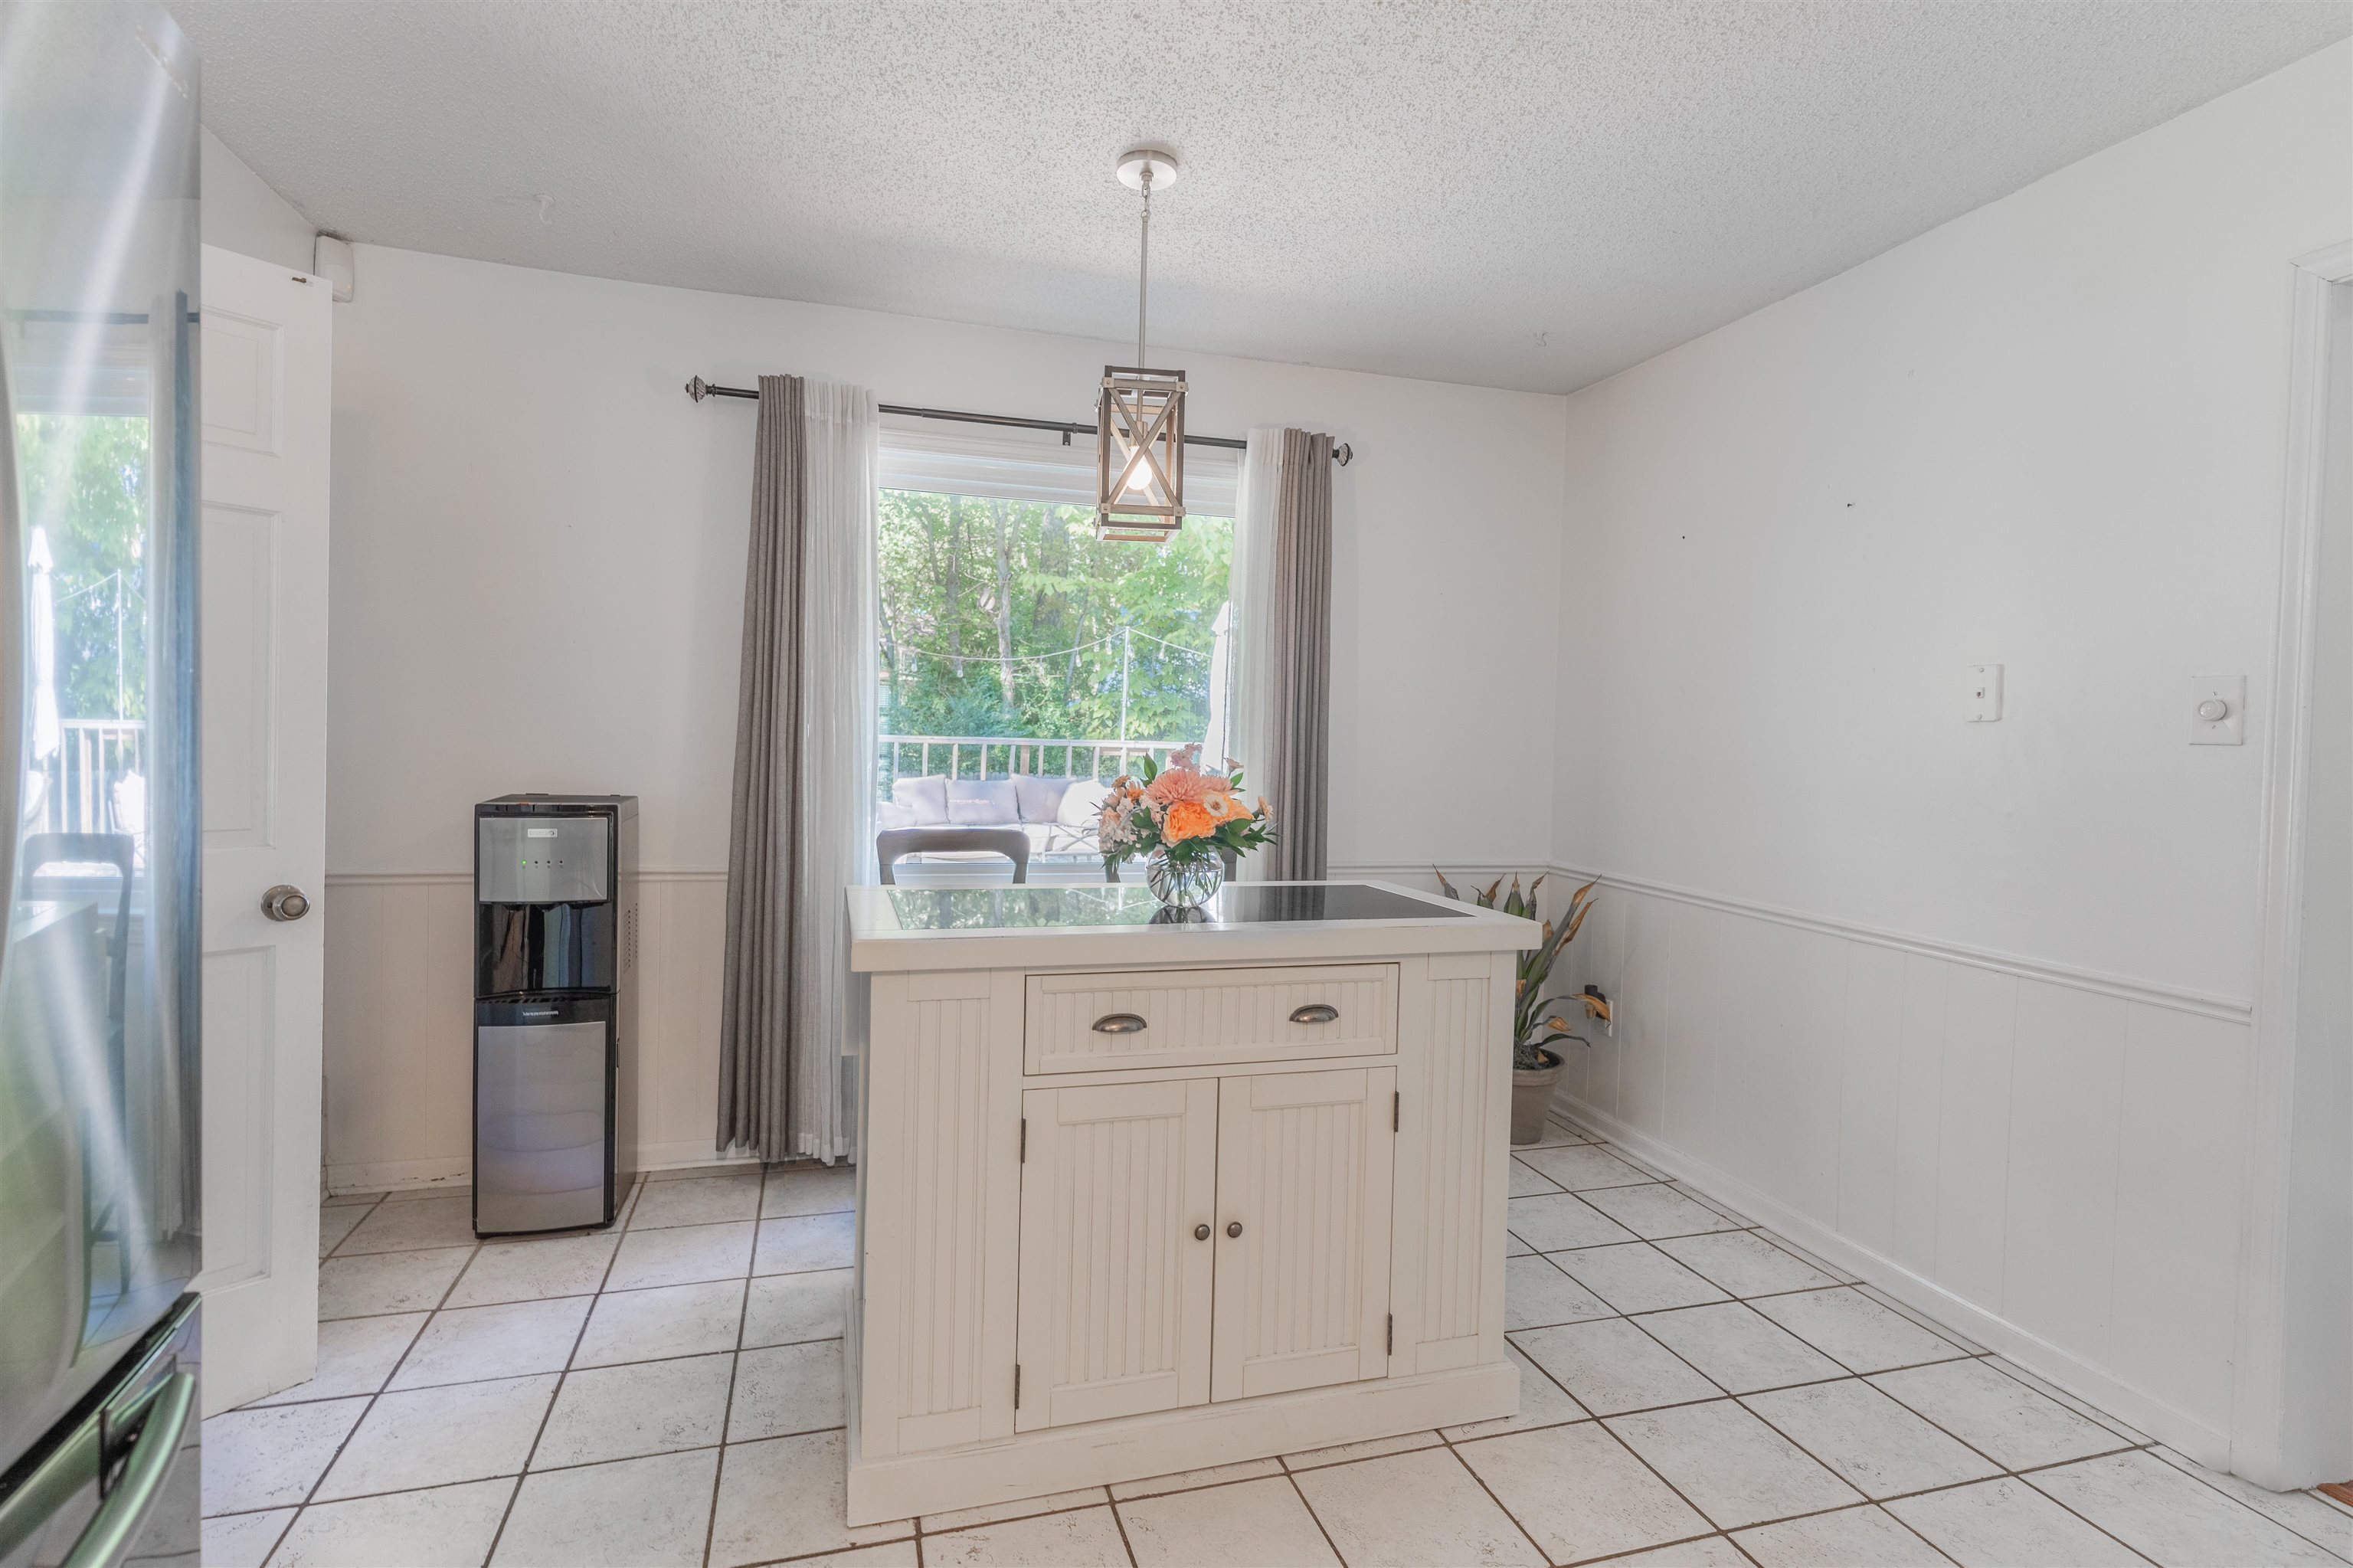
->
<box><xmin>1964</xmin><ymin>664</ymin><xmax>2002</xmax><ymax>722</ymax></box>
<box><xmin>2190</xmin><ymin>676</ymin><xmax>2246</xmax><ymax>745</ymax></box>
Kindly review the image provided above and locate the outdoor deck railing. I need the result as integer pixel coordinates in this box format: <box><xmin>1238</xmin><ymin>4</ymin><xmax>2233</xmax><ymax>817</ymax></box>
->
<box><xmin>37</xmin><ymin>718</ymin><xmax>146</xmax><ymax>838</ymax></box>
<box><xmin>880</xmin><ymin>734</ymin><xmax>1195</xmax><ymax>787</ymax></box>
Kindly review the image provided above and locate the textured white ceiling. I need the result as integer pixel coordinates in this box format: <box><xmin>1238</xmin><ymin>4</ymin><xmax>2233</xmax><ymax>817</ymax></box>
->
<box><xmin>171</xmin><ymin>1</ymin><xmax>2350</xmax><ymax>394</ymax></box>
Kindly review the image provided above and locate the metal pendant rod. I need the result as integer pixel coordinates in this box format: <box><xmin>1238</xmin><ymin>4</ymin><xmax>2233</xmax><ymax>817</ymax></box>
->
<box><xmin>1137</xmin><ymin>169</ymin><xmax>1150</xmax><ymax>368</ymax></box>
<box><xmin>682</xmin><ymin>378</ymin><xmax>1353</xmax><ymax>464</ymax></box>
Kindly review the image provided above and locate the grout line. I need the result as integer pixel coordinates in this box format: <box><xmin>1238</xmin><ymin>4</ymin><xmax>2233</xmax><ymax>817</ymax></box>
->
<box><xmin>1281</xmin><ymin>1466</ymin><xmax>1351</xmax><ymax>1565</ymax></box>
<box><xmin>2140</xmin><ymin>1448</ymin><xmax>2353</xmax><ymax>1563</ymax></box>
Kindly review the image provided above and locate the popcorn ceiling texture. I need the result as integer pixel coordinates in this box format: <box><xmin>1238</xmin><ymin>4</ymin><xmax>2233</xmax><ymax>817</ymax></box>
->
<box><xmin>170</xmin><ymin>0</ymin><xmax>2348</xmax><ymax>394</ymax></box>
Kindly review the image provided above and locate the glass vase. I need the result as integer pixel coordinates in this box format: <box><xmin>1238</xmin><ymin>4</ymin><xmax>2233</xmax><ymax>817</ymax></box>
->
<box><xmin>1145</xmin><ymin>847</ymin><xmax>1224</xmax><ymax>911</ymax></box>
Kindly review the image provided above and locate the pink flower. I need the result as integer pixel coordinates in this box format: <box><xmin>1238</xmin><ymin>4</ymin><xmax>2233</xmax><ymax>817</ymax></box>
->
<box><xmin>1144</xmin><ymin>765</ymin><xmax>1222</xmax><ymax>807</ymax></box>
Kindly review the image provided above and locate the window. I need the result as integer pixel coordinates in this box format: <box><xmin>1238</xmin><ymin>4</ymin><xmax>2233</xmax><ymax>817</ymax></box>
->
<box><xmin>875</xmin><ymin>422</ymin><xmax>1239</xmax><ymax>865</ymax></box>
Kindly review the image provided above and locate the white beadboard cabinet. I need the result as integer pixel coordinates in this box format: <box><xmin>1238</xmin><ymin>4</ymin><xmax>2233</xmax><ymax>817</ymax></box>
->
<box><xmin>844</xmin><ymin>882</ymin><xmax>1538</xmax><ymax>1524</ymax></box>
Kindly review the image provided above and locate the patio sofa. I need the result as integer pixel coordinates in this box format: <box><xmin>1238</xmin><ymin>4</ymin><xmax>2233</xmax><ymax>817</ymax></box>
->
<box><xmin>875</xmin><ymin>774</ymin><xmax>1115</xmax><ymax>859</ymax></box>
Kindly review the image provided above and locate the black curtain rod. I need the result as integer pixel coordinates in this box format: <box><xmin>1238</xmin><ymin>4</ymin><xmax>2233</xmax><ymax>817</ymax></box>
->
<box><xmin>682</xmin><ymin>376</ymin><xmax>1350</xmax><ymax>465</ymax></box>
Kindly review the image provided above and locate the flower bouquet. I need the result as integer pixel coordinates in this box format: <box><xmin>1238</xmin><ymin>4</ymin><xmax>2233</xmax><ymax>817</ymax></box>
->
<box><xmin>1098</xmin><ymin>745</ymin><xmax>1278</xmax><ymax>910</ymax></box>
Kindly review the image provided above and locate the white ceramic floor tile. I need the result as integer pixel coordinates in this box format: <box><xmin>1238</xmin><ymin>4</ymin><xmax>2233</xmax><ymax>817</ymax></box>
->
<box><xmin>574</xmin><ymin>1278</ymin><xmax>745</xmax><ymax>1367</ymax></box>
<box><xmin>1668</xmin><ymin>1182</ymin><xmax>1749</xmax><ymax>1222</ymax></box>
<box><xmin>921</xmin><ymin>1487</ymin><xmax>1111</xmax><ymax>1531</ymax></box>
<box><xmin>1887</xmin><ymin>1477</ymin><xmax>2147</xmax><ymax>1566</ymax></box>
<box><xmin>200</xmin><ymin>1397</ymin><xmax>369</xmax><ymax>1514</ymax></box>
<box><xmin>1282</xmin><ymin>1431</ymin><xmax>1442</xmax><ymax>1470</ymax></box>
<box><xmin>604</xmin><ymin>1219</ymin><xmax>755</xmax><ymax>1291</ymax></box>
<box><xmin>709</xmin><ymin>1432</ymin><xmax>910</xmax><ymax>1566</ymax></box>
<box><xmin>247</xmin><ymin>1312</ymin><xmax>427</xmax><ymax>1406</ymax></box>
<box><xmin>532</xmin><ymin>1351</ymin><xmax>735</xmax><ymax>1468</ymax></box>
<box><xmin>1517</xmin><ymin>1144</ymin><xmax>1657</xmax><ymax>1192</ymax></box>
<box><xmin>1505</xmin><ymin>1192</ymin><xmax>1641</xmax><ymax>1251</ymax></box>
<box><xmin>1753</xmin><ymin>1233</ymin><xmax>1860</xmax><ymax>1285</ymax></box>
<box><xmin>926</xmin><ymin>1504</ymin><xmax>1133</xmax><ymax>1566</ymax></box>
<box><xmin>1108</xmin><ymin>1458</ymin><xmax>1285</xmax><ymax>1501</ymax></box>
<box><xmin>1868</xmin><ymin>1359</ymin><xmax>2130</xmax><ymax>1471</ymax></box>
<box><xmin>2152</xmin><ymin>1446</ymin><xmax>2353</xmax><ymax>1560</ymax></box>
<box><xmin>389</xmin><ymin>1296</ymin><xmax>591</xmax><ymax>1390</ymax></box>
<box><xmin>728</xmin><ymin>1338</ymin><xmax>846</xmax><ymax>1441</ymax></box>
<box><xmin>1120</xmin><ymin>1477</ymin><xmax>1341</xmax><ymax>1566</ymax></box>
<box><xmin>1441</xmin><ymin>1340</ymin><xmax>1590</xmax><ymax>1440</ymax></box>
<box><xmin>200</xmin><ymin>1507</ymin><xmax>294</xmax><ymax>1568</ymax></box>
<box><xmin>1504</xmin><ymin>1252</ymin><xmax>1615</xmax><ymax>1329</ymax></box>
<box><xmin>336</xmin><ymin>1195</ymin><xmax>479</xmax><ymax>1254</ymax></box>
<box><xmin>2029</xmin><ymin>1450</ymin><xmax>2345</xmax><ymax>1567</ymax></box>
<box><xmin>1507</xmin><ymin>1157</ymin><xmax>1563</xmax><ymax>1197</ymax></box>
<box><xmin>443</xmin><ymin>1232</ymin><xmax>618</xmax><ymax>1308</ymax></box>
<box><xmin>630</xmin><ymin>1172</ymin><xmax>764</xmax><ymax>1229</ymax></box>
<box><xmin>1610</xmin><ymin>1536</ymin><xmax>1752</xmax><ymax>1566</ymax></box>
<box><xmin>1515</xmin><ymin>1318</ymin><xmax>1721</xmax><ymax>1415</ymax></box>
<box><xmin>764</xmin><ymin>1164</ymin><xmax>858</xmax><ymax>1216</ymax></box>
<box><xmin>1858</xmin><ymin>1284</ymin><xmax>1991</xmax><ymax>1353</ymax></box>
<box><xmin>1553</xmin><ymin>1242</ymin><xmax>1732</xmax><ymax>1314</ymax></box>
<box><xmin>493</xmin><ymin>1447</ymin><xmax>719</xmax><ymax>1566</ymax></box>
<box><xmin>1734</xmin><ymin>1504</ymin><xmax>1954</xmax><ymax>1566</ymax></box>
<box><xmin>1752</xmin><ymin>1287</ymin><xmax>1968</xmax><ymax>1373</ymax></box>
<box><xmin>1504</xmin><ymin>1231</ymin><xmax>1534</xmax><ymax>1257</ymax></box>
<box><xmin>268</xmin><ymin>1478</ymin><xmax>515</xmax><ymax>1568</ymax></box>
<box><xmin>790</xmin><ymin>1546</ymin><xmax>919</xmax><ymax>1568</ymax></box>
<box><xmin>741</xmin><ymin>1267</ymin><xmax>850</xmax><ymax>1347</ymax></box>
<box><xmin>313</xmin><ymin>1373</ymin><xmax>558</xmax><ymax>1500</ymax></box>
<box><xmin>1518</xmin><ymin>1120</ymin><xmax>1597</xmax><ymax>1148</ymax></box>
<box><xmin>1576</xmin><ymin>1183</ymin><xmax>1743</xmax><ymax>1240</ymax></box>
<box><xmin>1655</xmin><ymin>1231</ymin><xmax>1839</xmax><ymax>1298</ymax></box>
<box><xmin>1457</xmin><ymin>1419</ymin><xmax>1712</xmax><ymax>1563</ymax></box>
<box><xmin>318</xmin><ymin>1246</ymin><xmax>473</xmax><ymax>1319</ymax></box>
<box><xmin>1635</xmin><ymin>1303</ymin><xmax>1847</xmax><ymax>1395</ymax></box>
<box><xmin>319</xmin><ymin>1205</ymin><xmax>368</xmax><ymax>1259</ymax></box>
<box><xmin>1985</xmin><ymin>1357</ymin><xmax>2149</xmax><ymax>1442</ymax></box>
<box><xmin>1743</xmin><ymin>1379</ymin><xmax>2001</xmax><ymax>1498</ymax></box>
<box><xmin>1291</xmin><ymin>1446</ymin><xmax>1545</xmax><ymax>1568</ymax></box>
<box><xmin>1608</xmin><ymin>1399</ymin><xmax>1864</xmax><ymax>1530</ymax></box>
<box><xmin>754</xmin><ymin>1210</ymin><xmax>857</xmax><ymax>1275</ymax></box>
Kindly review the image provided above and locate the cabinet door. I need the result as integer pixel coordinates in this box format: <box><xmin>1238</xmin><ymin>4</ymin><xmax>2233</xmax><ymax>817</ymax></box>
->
<box><xmin>1015</xmin><ymin>1079</ymin><xmax>1218</xmax><ymax>1432</ymax></box>
<box><xmin>1212</xmin><ymin>1066</ymin><xmax>1396</xmax><ymax>1402</ymax></box>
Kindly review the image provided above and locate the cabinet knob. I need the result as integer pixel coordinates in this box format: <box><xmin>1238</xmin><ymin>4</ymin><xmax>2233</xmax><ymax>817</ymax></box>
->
<box><xmin>1091</xmin><ymin>1012</ymin><xmax>1148</xmax><ymax>1034</ymax></box>
<box><xmin>1226</xmin><ymin>1220</ymin><xmax>1243</xmax><ymax>1239</ymax></box>
<box><xmin>1289</xmin><ymin>1003</ymin><xmax>1339</xmax><ymax>1025</ymax></box>
<box><xmin>1194</xmin><ymin>1223</ymin><xmax>1210</xmax><ymax>1241</ymax></box>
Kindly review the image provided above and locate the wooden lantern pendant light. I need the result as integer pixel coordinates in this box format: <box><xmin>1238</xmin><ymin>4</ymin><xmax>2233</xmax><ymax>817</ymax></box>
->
<box><xmin>1096</xmin><ymin>147</ymin><xmax>1186</xmax><ymax>543</ymax></box>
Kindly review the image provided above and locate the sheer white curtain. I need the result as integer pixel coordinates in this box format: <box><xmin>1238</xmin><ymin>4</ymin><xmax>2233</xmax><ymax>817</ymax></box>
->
<box><xmin>1227</xmin><ymin>426</ymin><xmax>1283</xmax><ymax>878</ymax></box>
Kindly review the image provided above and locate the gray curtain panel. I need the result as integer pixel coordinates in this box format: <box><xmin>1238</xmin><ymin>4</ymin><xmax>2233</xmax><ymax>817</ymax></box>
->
<box><xmin>718</xmin><ymin>374</ymin><xmax>808</xmax><ymax>1159</ymax></box>
<box><xmin>1262</xmin><ymin>427</ymin><xmax>1334</xmax><ymax>879</ymax></box>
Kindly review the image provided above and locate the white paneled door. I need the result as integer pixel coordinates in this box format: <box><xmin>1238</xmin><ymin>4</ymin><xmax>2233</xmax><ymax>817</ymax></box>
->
<box><xmin>194</xmin><ymin>246</ymin><xmax>332</xmax><ymax>1416</ymax></box>
<box><xmin>1212</xmin><ymin>1067</ymin><xmax>1396</xmax><ymax>1401</ymax></box>
<box><xmin>1015</xmin><ymin>1079</ymin><xmax>1219</xmax><ymax>1432</ymax></box>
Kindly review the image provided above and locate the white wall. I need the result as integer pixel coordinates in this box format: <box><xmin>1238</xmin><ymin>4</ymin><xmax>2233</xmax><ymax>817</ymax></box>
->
<box><xmin>1550</xmin><ymin>41</ymin><xmax>2351</xmax><ymax>1472</ymax></box>
<box><xmin>200</xmin><ymin>126</ymin><xmax>313</xmax><ymax>273</ymax></box>
<box><xmin>321</xmin><ymin>246</ymin><xmax>1566</xmax><ymax>1187</ymax></box>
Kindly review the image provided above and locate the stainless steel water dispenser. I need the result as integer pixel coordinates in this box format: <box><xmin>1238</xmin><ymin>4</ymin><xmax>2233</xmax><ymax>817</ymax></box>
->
<box><xmin>473</xmin><ymin>795</ymin><xmax>639</xmax><ymax>1235</ymax></box>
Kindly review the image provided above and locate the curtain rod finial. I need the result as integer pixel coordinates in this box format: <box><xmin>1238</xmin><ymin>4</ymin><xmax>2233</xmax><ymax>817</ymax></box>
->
<box><xmin>686</xmin><ymin>375</ymin><xmax>710</xmax><ymax>402</ymax></box>
<box><xmin>1333</xmin><ymin>442</ymin><xmax>1353</xmax><ymax>467</ymax></box>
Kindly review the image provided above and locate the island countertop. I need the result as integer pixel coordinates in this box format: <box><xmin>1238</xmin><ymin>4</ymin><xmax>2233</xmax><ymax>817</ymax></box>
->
<box><xmin>846</xmin><ymin>878</ymin><xmax>1540</xmax><ymax>972</ymax></box>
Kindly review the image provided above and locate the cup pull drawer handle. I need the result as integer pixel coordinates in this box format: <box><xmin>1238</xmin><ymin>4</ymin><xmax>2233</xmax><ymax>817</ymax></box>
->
<box><xmin>1091</xmin><ymin>1012</ymin><xmax>1148</xmax><ymax>1034</ymax></box>
<box><xmin>1289</xmin><ymin>1003</ymin><xmax>1340</xmax><ymax>1025</ymax></box>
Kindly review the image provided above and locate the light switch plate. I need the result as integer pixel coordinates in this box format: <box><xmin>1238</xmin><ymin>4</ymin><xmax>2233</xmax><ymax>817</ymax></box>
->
<box><xmin>1964</xmin><ymin>663</ymin><xmax>2002</xmax><ymax>722</ymax></box>
<box><xmin>2190</xmin><ymin>675</ymin><xmax>2246</xmax><ymax>745</ymax></box>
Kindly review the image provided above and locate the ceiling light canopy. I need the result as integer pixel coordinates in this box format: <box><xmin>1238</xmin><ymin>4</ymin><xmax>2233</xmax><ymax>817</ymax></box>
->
<box><xmin>1096</xmin><ymin>146</ymin><xmax>1186</xmax><ymax>544</ymax></box>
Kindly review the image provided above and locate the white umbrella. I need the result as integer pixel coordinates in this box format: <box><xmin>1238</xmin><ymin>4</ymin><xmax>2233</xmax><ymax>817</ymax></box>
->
<box><xmin>1203</xmin><ymin>600</ymin><xmax>1232</xmax><ymax>766</ymax></box>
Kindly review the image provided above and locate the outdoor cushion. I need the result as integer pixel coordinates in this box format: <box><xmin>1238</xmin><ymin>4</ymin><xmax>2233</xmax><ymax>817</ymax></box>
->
<box><xmin>892</xmin><ymin>774</ymin><xmax>949</xmax><ymax>825</ymax></box>
<box><xmin>1013</xmin><ymin>773</ymin><xmax>1072</xmax><ymax>823</ymax></box>
<box><xmin>946</xmin><ymin>777</ymin><xmax>1019</xmax><ymax>826</ymax></box>
<box><xmin>1058</xmin><ymin>777</ymin><xmax>1113</xmax><ymax>828</ymax></box>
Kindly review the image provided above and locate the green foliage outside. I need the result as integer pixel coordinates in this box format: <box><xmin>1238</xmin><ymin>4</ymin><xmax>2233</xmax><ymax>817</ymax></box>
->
<box><xmin>877</xmin><ymin>489</ymin><xmax>1232</xmax><ymax>769</ymax></box>
<box><xmin>15</xmin><ymin>414</ymin><xmax>148</xmax><ymax>721</ymax></box>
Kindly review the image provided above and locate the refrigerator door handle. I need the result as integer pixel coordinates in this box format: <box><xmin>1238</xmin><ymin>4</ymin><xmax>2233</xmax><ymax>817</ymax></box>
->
<box><xmin>60</xmin><ymin>1370</ymin><xmax>194</xmax><ymax>1568</ymax></box>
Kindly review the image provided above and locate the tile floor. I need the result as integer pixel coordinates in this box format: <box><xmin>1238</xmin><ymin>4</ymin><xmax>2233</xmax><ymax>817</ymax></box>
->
<box><xmin>201</xmin><ymin>1121</ymin><xmax>2353</xmax><ymax>1568</ymax></box>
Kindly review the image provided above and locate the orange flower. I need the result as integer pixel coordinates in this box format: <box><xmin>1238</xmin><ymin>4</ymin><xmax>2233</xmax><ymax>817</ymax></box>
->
<box><xmin>1163</xmin><ymin>800</ymin><xmax>1218</xmax><ymax>843</ymax></box>
<box><xmin>1144</xmin><ymin>766</ymin><xmax>1225</xmax><ymax>807</ymax></box>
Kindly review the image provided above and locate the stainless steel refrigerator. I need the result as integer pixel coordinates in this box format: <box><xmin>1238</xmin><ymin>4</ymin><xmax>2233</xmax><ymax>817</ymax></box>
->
<box><xmin>0</xmin><ymin>5</ymin><xmax>207</xmax><ymax>1566</ymax></box>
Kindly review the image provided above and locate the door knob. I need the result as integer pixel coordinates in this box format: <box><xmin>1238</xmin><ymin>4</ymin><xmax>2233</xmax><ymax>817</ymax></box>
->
<box><xmin>1226</xmin><ymin>1220</ymin><xmax>1243</xmax><ymax>1239</ymax></box>
<box><xmin>260</xmin><ymin>885</ymin><xmax>311</xmax><ymax>921</ymax></box>
<box><xmin>1194</xmin><ymin>1223</ymin><xmax>1210</xmax><ymax>1241</ymax></box>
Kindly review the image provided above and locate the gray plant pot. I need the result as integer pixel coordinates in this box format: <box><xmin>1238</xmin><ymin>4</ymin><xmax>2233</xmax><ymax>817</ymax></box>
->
<box><xmin>1510</xmin><ymin>1047</ymin><xmax>1566</xmax><ymax>1145</ymax></box>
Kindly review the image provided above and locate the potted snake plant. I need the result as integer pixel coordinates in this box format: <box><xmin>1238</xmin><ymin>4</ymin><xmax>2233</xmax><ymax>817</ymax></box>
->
<box><xmin>1437</xmin><ymin>871</ymin><xmax>1612</xmax><ymax>1144</ymax></box>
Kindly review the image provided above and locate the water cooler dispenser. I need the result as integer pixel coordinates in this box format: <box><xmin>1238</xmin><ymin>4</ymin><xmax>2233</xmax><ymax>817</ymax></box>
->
<box><xmin>473</xmin><ymin>794</ymin><xmax>640</xmax><ymax>1236</ymax></box>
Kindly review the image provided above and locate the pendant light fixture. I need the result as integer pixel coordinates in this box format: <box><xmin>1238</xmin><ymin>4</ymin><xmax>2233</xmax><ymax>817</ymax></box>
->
<box><xmin>1096</xmin><ymin>146</ymin><xmax>1186</xmax><ymax>543</ymax></box>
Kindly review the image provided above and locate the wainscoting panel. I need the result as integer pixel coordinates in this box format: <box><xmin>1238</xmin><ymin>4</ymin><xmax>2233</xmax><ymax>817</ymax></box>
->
<box><xmin>322</xmin><ymin>872</ymin><xmax>754</xmax><ymax>1193</ymax></box>
<box><xmin>1553</xmin><ymin>875</ymin><xmax>2253</xmax><ymax>1463</ymax></box>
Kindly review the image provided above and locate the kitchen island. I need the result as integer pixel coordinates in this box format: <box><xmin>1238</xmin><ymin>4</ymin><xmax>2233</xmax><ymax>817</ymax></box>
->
<box><xmin>841</xmin><ymin>879</ymin><xmax>1540</xmax><ymax>1524</ymax></box>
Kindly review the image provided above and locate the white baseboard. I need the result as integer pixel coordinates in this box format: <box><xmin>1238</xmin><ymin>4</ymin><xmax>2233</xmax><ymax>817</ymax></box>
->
<box><xmin>324</xmin><ymin>1154</ymin><xmax>470</xmax><ymax>1197</ymax></box>
<box><xmin>1556</xmin><ymin>1092</ymin><xmax>2233</xmax><ymax>1469</ymax></box>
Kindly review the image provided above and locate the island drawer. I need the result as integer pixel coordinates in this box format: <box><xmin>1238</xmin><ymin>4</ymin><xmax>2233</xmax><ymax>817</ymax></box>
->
<box><xmin>1024</xmin><ymin>963</ymin><xmax>1397</xmax><ymax>1074</ymax></box>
